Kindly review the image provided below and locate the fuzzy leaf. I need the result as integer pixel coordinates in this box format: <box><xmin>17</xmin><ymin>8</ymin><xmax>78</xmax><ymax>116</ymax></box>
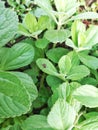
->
<box><xmin>0</xmin><ymin>42</ymin><xmax>34</xmax><ymax>70</ymax></box>
<box><xmin>0</xmin><ymin>4</ymin><xmax>18</xmax><ymax>47</ymax></box>
<box><xmin>73</xmin><ymin>85</ymin><xmax>98</xmax><ymax>108</ymax></box>
<box><xmin>47</xmin><ymin>99</ymin><xmax>76</xmax><ymax>130</ymax></box>
<box><xmin>0</xmin><ymin>71</ymin><xmax>31</xmax><ymax>118</ymax></box>
<box><xmin>44</xmin><ymin>29</ymin><xmax>70</xmax><ymax>43</ymax></box>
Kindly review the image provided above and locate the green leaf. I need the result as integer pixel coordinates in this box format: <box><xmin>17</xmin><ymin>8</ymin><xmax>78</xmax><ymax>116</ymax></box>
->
<box><xmin>0</xmin><ymin>42</ymin><xmax>34</xmax><ymax>70</ymax></box>
<box><xmin>35</xmin><ymin>0</ymin><xmax>52</xmax><ymax>11</ymax></box>
<box><xmin>46</xmin><ymin>47</ymin><xmax>69</xmax><ymax>63</ymax></box>
<box><xmin>49</xmin><ymin>82</ymin><xmax>70</xmax><ymax>107</ymax></box>
<box><xmin>18</xmin><ymin>23</ymin><xmax>31</xmax><ymax>37</ymax></box>
<box><xmin>79</xmin><ymin>122</ymin><xmax>98</xmax><ymax>130</ymax></box>
<box><xmin>35</xmin><ymin>38</ymin><xmax>49</xmax><ymax>49</ymax></box>
<box><xmin>67</xmin><ymin>65</ymin><xmax>90</xmax><ymax>80</ymax></box>
<box><xmin>71</xmin><ymin>20</ymin><xmax>86</xmax><ymax>46</ymax></box>
<box><xmin>0</xmin><ymin>71</ymin><xmax>31</xmax><ymax>118</ymax></box>
<box><xmin>44</xmin><ymin>29</ymin><xmax>70</xmax><ymax>43</ymax></box>
<box><xmin>66</xmin><ymin>38</ymin><xmax>77</xmax><ymax>50</ymax></box>
<box><xmin>58</xmin><ymin>55</ymin><xmax>71</xmax><ymax>75</ymax></box>
<box><xmin>84</xmin><ymin>112</ymin><xmax>98</xmax><ymax>119</ymax></box>
<box><xmin>38</xmin><ymin>16</ymin><xmax>55</xmax><ymax>30</ymax></box>
<box><xmin>11</xmin><ymin>72</ymin><xmax>38</xmax><ymax>102</ymax></box>
<box><xmin>73</xmin><ymin>85</ymin><xmax>98</xmax><ymax>108</ymax></box>
<box><xmin>67</xmin><ymin>51</ymin><xmax>80</xmax><ymax>67</ymax></box>
<box><xmin>9</xmin><ymin>124</ymin><xmax>21</xmax><ymax>130</ymax></box>
<box><xmin>77</xmin><ymin>116</ymin><xmax>98</xmax><ymax>130</ymax></box>
<box><xmin>46</xmin><ymin>75</ymin><xmax>63</xmax><ymax>92</ymax></box>
<box><xmin>80</xmin><ymin>77</ymin><xmax>97</xmax><ymax>86</ymax></box>
<box><xmin>78</xmin><ymin>52</ymin><xmax>98</xmax><ymax>70</ymax></box>
<box><xmin>22</xmin><ymin>115</ymin><xmax>53</xmax><ymax>130</ymax></box>
<box><xmin>84</xmin><ymin>25</ymin><xmax>98</xmax><ymax>48</ymax></box>
<box><xmin>33</xmin><ymin>86</ymin><xmax>50</xmax><ymax>109</ymax></box>
<box><xmin>54</xmin><ymin>0</ymin><xmax>67</xmax><ymax>12</ymax></box>
<box><xmin>0</xmin><ymin>1</ymin><xmax>5</xmax><ymax>8</ymax></box>
<box><xmin>0</xmin><ymin>4</ymin><xmax>18</xmax><ymax>47</ymax></box>
<box><xmin>70</xmin><ymin>12</ymin><xmax>98</xmax><ymax>21</ymax></box>
<box><xmin>47</xmin><ymin>99</ymin><xmax>76</xmax><ymax>130</ymax></box>
<box><xmin>36</xmin><ymin>58</ymin><xmax>58</xmax><ymax>76</ymax></box>
<box><xmin>35</xmin><ymin>0</ymin><xmax>57</xmax><ymax>23</ymax></box>
<box><xmin>24</xmin><ymin>13</ymin><xmax>37</xmax><ymax>33</ymax></box>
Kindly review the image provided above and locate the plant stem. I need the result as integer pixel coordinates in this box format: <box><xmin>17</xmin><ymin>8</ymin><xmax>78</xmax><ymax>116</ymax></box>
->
<box><xmin>40</xmin><ymin>73</ymin><xmax>46</xmax><ymax>88</ymax></box>
<box><xmin>53</xmin><ymin>43</ymin><xmax>57</xmax><ymax>48</ymax></box>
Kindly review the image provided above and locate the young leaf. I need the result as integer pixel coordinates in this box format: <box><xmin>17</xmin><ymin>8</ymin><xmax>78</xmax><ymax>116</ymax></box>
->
<box><xmin>67</xmin><ymin>65</ymin><xmax>90</xmax><ymax>80</ymax></box>
<box><xmin>36</xmin><ymin>58</ymin><xmax>58</xmax><ymax>76</ymax></box>
<box><xmin>70</xmin><ymin>12</ymin><xmax>98</xmax><ymax>21</ymax></box>
<box><xmin>73</xmin><ymin>85</ymin><xmax>98</xmax><ymax>108</ymax></box>
<box><xmin>44</xmin><ymin>29</ymin><xmax>70</xmax><ymax>43</ymax></box>
<box><xmin>47</xmin><ymin>98</ymin><xmax>76</xmax><ymax>130</ymax></box>
<box><xmin>0</xmin><ymin>42</ymin><xmax>34</xmax><ymax>70</ymax></box>
<box><xmin>38</xmin><ymin>16</ymin><xmax>55</xmax><ymax>30</ymax></box>
<box><xmin>54</xmin><ymin>0</ymin><xmax>67</xmax><ymax>12</ymax></box>
<box><xmin>71</xmin><ymin>20</ymin><xmax>86</xmax><ymax>46</ymax></box>
<box><xmin>35</xmin><ymin>38</ymin><xmax>49</xmax><ymax>49</ymax></box>
<box><xmin>0</xmin><ymin>71</ymin><xmax>31</xmax><ymax>118</ymax></box>
<box><xmin>84</xmin><ymin>25</ymin><xmax>98</xmax><ymax>48</ymax></box>
<box><xmin>58</xmin><ymin>55</ymin><xmax>71</xmax><ymax>75</ymax></box>
<box><xmin>67</xmin><ymin>51</ymin><xmax>80</xmax><ymax>67</ymax></box>
<box><xmin>18</xmin><ymin>23</ymin><xmax>31</xmax><ymax>37</ymax></box>
<box><xmin>46</xmin><ymin>47</ymin><xmax>69</xmax><ymax>63</ymax></box>
<box><xmin>66</xmin><ymin>38</ymin><xmax>77</xmax><ymax>50</ymax></box>
<box><xmin>24</xmin><ymin>13</ymin><xmax>37</xmax><ymax>33</ymax></box>
<box><xmin>22</xmin><ymin>115</ymin><xmax>53</xmax><ymax>130</ymax></box>
<box><xmin>78</xmin><ymin>52</ymin><xmax>98</xmax><ymax>70</ymax></box>
<box><xmin>0</xmin><ymin>4</ymin><xmax>18</xmax><ymax>47</ymax></box>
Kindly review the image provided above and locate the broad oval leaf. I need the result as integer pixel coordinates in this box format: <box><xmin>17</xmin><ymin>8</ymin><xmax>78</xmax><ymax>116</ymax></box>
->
<box><xmin>36</xmin><ymin>58</ymin><xmax>58</xmax><ymax>76</ymax></box>
<box><xmin>46</xmin><ymin>47</ymin><xmax>69</xmax><ymax>63</ymax></box>
<box><xmin>35</xmin><ymin>38</ymin><xmax>49</xmax><ymax>49</ymax></box>
<box><xmin>78</xmin><ymin>52</ymin><xmax>98</xmax><ymax>70</ymax></box>
<box><xmin>11</xmin><ymin>72</ymin><xmax>38</xmax><ymax>102</ymax></box>
<box><xmin>0</xmin><ymin>71</ymin><xmax>31</xmax><ymax>118</ymax></box>
<box><xmin>22</xmin><ymin>115</ymin><xmax>53</xmax><ymax>130</ymax></box>
<box><xmin>67</xmin><ymin>65</ymin><xmax>90</xmax><ymax>80</ymax></box>
<box><xmin>73</xmin><ymin>85</ymin><xmax>98</xmax><ymax>108</ymax></box>
<box><xmin>44</xmin><ymin>29</ymin><xmax>70</xmax><ymax>43</ymax></box>
<box><xmin>47</xmin><ymin>99</ymin><xmax>76</xmax><ymax>130</ymax></box>
<box><xmin>0</xmin><ymin>5</ymin><xmax>18</xmax><ymax>47</ymax></box>
<box><xmin>0</xmin><ymin>42</ymin><xmax>34</xmax><ymax>70</ymax></box>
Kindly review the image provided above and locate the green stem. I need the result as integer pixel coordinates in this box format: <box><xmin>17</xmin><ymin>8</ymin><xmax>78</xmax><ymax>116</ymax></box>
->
<box><xmin>53</xmin><ymin>43</ymin><xmax>57</xmax><ymax>48</ymax></box>
<box><xmin>40</xmin><ymin>73</ymin><xmax>46</xmax><ymax>88</ymax></box>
